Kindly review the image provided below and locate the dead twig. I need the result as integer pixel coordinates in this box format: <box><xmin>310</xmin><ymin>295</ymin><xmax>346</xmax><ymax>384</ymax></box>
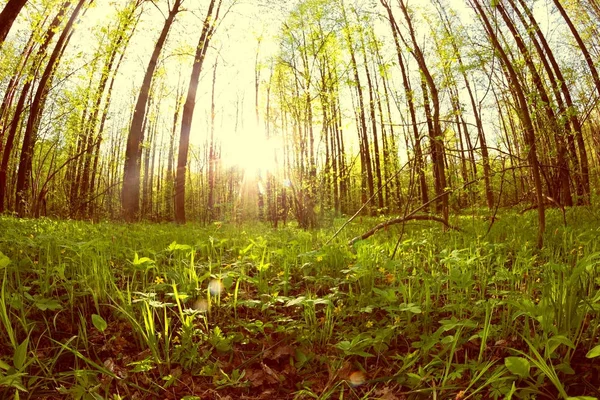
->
<box><xmin>348</xmin><ymin>214</ymin><xmax>460</xmax><ymax>246</ymax></box>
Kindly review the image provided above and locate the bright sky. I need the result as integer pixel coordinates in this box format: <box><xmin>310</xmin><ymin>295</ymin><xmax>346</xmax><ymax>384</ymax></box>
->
<box><xmin>0</xmin><ymin>0</ymin><xmax>581</xmax><ymax>176</ymax></box>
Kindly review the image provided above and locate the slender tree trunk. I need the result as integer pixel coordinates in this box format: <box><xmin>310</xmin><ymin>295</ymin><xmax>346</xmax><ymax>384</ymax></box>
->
<box><xmin>434</xmin><ymin>0</ymin><xmax>493</xmax><ymax>209</ymax></box>
<box><xmin>0</xmin><ymin>3</ymin><xmax>69</xmax><ymax>212</ymax></box>
<box><xmin>341</xmin><ymin>1</ymin><xmax>374</xmax><ymax>212</ymax></box>
<box><xmin>471</xmin><ymin>0</ymin><xmax>545</xmax><ymax>247</ymax></box>
<box><xmin>396</xmin><ymin>0</ymin><xmax>448</xmax><ymax>221</ymax></box>
<box><xmin>515</xmin><ymin>0</ymin><xmax>590</xmax><ymax>204</ymax></box>
<box><xmin>552</xmin><ymin>0</ymin><xmax>600</xmax><ymax>98</ymax></box>
<box><xmin>380</xmin><ymin>0</ymin><xmax>429</xmax><ymax>208</ymax></box>
<box><xmin>122</xmin><ymin>0</ymin><xmax>182</xmax><ymax>221</ymax></box>
<box><xmin>15</xmin><ymin>0</ymin><xmax>88</xmax><ymax>216</ymax></box>
<box><xmin>174</xmin><ymin>0</ymin><xmax>222</xmax><ymax>224</ymax></box>
<box><xmin>207</xmin><ymin>60</ymin><xmax>218</xmax><ymax>222</ymax></box>
<box><xmin>497</xmin><ymin>2</ymin><xmax>572</xmax><ymax>206</ymax></box>
<box><xmin>0</xmin><ymin>0</ymin><xmax>28</xmax><ymax>48</ymax></box>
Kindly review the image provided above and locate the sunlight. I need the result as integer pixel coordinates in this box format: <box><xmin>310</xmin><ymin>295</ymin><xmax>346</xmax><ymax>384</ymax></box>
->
<box><xmin>222</xmin><ymin>127</ymin><xmax>282</xmax><ymax>177</ymax></box>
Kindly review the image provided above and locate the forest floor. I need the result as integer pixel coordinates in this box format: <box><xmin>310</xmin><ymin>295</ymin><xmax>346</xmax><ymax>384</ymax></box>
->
<box><xmin>0</xmin><ymin>208</ymin><xmax>599</xmax><ymax>399</ymax></box>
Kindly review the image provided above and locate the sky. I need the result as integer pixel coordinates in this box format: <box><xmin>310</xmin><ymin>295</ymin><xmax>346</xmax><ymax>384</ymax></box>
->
<box><xmin>0</xmin><ymin>0</ymin><xmax>579</xmax><ymax>175</ymax></box>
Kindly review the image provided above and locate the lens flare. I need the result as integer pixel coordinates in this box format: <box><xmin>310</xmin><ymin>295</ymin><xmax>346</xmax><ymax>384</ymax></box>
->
<box><xmin>208</xmin><ymin>279</ymin><xmax>224</xmax><ymax>296</ymax></box>
<box><xmin>348</xmin><ymin>371</ymin><xmax>366</xmax><ymax>387</ymax></box>
<box><xmin>193</xmin><ymin>299</ymin><xmax>209</xmax><ymax>312</ymax></box>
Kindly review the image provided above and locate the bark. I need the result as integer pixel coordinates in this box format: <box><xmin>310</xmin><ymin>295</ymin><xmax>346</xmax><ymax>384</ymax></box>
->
<box><xmin>341</xmin><ymin>1</ymin><xmax>374</xmax><ymax>211</ymax></box>
<box><xmin>497</xmin><ymin>2</ymin><xmax>572</xmax><ymax>206</ymax></box>
<box><xmin>434</xmin><ymin>1</ymin><xmax>493</xmax><ymax>209</ymax></box>
<box><xmin>0</xmin><ymin>3</ymin><xmax>69</xmax><ymax>212</ymax></box>
<box><xmin>207</xmin><ymin>60</ymin><xmax>218</xmax><ymax>222</ymax></box>
<box><xmin>15</xmin><ymin>0</ymin><xmax>88</xmax><ymax>216</ymax></box>
<box><xmin>514</xmin><ymin>0</ymin><xmax>590</xmax><ymax>204</ymax></box>
<box><xmin>122</xmin><ymin>0</ymin><xmax>182</xmax><ymax>221</ymax></box>
<box><xmin>174</xmin><ymin>0</ymin><xmax>222</xmax><ymax>223</ymax></box>
<box><xmin>551</xmin><ymin>0</ymin><xmax>600</xmax><ymax>98</ymax></box>
<box><xmin>357</xmin><ymin>19</ymin><xmax>384</xmax><ymax>210</ymax></box>
<box><xmin>380</xmin><ymin>0</ymin><xmax>429</xmax><ymax>208</ymax></box>
<box><xmin>396</xmin><ymin>0</ymin><xmax>448</xmax><ymax>222</ymax></box>
<box><xmin>0</xmin><ymin>0</ymin><xmax>28</xmax><ymax>48</ymax></box>
<box><xmin>470</xmin><ymin>0</ymin><xmax>545</xmax><ymax>248</ymax></box>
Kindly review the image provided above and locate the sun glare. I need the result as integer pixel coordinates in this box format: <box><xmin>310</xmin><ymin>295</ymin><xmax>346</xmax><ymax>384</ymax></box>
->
<box><xmin>223</xmin><ymin>128</ymin><xmax>282</xmax><ymax>176</ymax></box>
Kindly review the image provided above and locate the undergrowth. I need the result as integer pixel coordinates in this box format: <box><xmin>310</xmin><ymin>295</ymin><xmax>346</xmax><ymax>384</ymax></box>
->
<box><xmin>0</xmin><ymin>208</ymin><xmax>599</xmax><ymax>399</ymax></box>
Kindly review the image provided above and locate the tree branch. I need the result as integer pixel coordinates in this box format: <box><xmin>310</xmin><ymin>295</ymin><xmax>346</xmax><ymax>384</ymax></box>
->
<box><xmin>348</xmin><ymin>214</ymin><xmax>460</xmax><ymax>245</ymax></box>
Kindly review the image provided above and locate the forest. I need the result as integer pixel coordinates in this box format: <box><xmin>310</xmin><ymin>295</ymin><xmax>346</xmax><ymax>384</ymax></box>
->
<box><xmin>0</xmin><ymin>0</ymin><xmax>600</xmax><ymax>399</ymax></box>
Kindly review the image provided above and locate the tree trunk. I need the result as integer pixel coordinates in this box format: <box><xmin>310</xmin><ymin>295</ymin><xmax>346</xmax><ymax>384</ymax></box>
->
<box><xmin>396</xmin><ymin>0</ymin><xmax>448</xmax><ymax>222</ymax></box>
<box><xmin>380</xmin><ymin>0</ymin><xmax>429</xmax><ymax>208</ymax></box>
<box><xmin>0</xmin><ymin>0</ymin><xmax>28</xmax><ymax>48</ymax></box>
<box><xmin>471</xmin><ymin>0</ymin><xmax>545</xmax><ymax>247</ymax></box>
<box><xmin>15</xmin><ymin>0</ymin><xmax>88</xmax><ymax>216</ymax></box>
<box><xmin>174</xmin><ymin>0</ymin><xmax>222</xmax><ymax>224</ymax></box>
<box><xmin>122</xmin><ymin>0</ymin><xmax>182</xmax><ymax>221</ymax></box>
<box><xmin>515</xmin><ymin>0</ymin><xmax>590</xmax><ymax>204</ymax></box>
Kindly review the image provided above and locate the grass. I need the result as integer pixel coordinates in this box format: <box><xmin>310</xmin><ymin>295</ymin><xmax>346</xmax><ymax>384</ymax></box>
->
<box><xmin>0</xmin><ymin>207</ymin><xmax>599</xmax><ymax>399</ymax></box>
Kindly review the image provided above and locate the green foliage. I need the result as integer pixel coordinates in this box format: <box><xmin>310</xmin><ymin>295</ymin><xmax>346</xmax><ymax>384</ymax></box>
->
<box><xmin>0</xmin><ymin>209</ymin><xmax>598</xmax><ymax>398</ymax></box>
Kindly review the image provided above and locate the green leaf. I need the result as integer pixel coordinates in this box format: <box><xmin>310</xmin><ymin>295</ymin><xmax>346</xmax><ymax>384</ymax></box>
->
<box><xmin>586</xmin><ymin>344</ymin><xmax>600</xmax><ymax>358</ymax></box>
<box><xmin>546</xmin><ymin>335</ymin><xmax>575</xmax><ymax>356</ymax></box>
<box><xmin>0</xmin><ymin>359</ymin><xmax>11</xmax><ymax>370</ymax></box>
<box><xmin>555</xmin><ymin>362</ymin><xmax>575</xmax><ymax>375</ymax></box>
<box><xmin>167</xmin><ymin>241</ymin><xmax>192</xmax><ymax>252</ymax></box>
<box><xmin>0</xmin><ymin>252</ymin><xmax>10</xmax><ymax>269</ymax></box>
<box><xmin>504</xmin><ymin>356</ymin><xmax>530</xmax><ymax>378</ymax></box>
<box><xmin>285</xmin><ymin>296</ymin><xmax>306</xmax><ymax>307</ymax></box>
<box><xmin>13</xmin><ymin>337</ymin><xmax>29</xmax><ymax>371</ymax></box>
<box><xmin>34</xmin><ymin>297</ymin><xmax>62</xmax><ymax>311</ymax></box>
<box><xmin>91</xmin><ymin>314</ymin><xmax>108</xmax><ymax>332</ymax></box>
<box><xmin>566</xmin><ymin>397</ymin><xmax>598</xmax><ymax>400</ymax></box>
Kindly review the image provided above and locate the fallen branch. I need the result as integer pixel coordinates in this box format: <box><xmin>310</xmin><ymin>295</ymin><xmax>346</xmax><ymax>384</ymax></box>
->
<box><xmin>348</xmin><ymin>214</ymin><xmax>460</xmax><ymax>246</ymax></box>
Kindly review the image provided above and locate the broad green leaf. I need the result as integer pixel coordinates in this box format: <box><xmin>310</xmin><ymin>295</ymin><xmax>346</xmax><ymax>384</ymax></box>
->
<box><xmin>585</xmin><ymin>344</ymin><xmax>600</xmax><ymax>358</ymax></box>
<box><xmin>441</xmin><ymin>335</ymin><xmax>455</xmax><ymax>344</ymax></box>
<box><xmin>285</xmin><ymin>296</ymin><xmax>306</xmax><ymax>307</ymax></box>
<box><xmin>34</xmin><ymin>297</ymin><xmax>62</xmax><ymax>311</ymax></box>
<box><xmin>0</xmin><ymin>252</ymin><xmax>10</xmax><ymax>269</ymax></box>
<box><xmin>546</xmin><ymin>335</ymin><xmax>575</xmax><ymax>356</ymax></box>
<box><xmin>0</xmin><ymin>359</ymin><xmax>11</xmax><ymax>370</ymax></box>
<box><xmin>566</xmin><ymin>397</ymin><xmax>598</xmax><ymax>400</ymax></box>
<box><xmin>91</xmin><ymin>314</ymin><xmax>107</xmax><ymax>332</ymax></box>
<box><xmin>13</xmin><ymin>337</ymin><xmax>29</xmax><ymax>371</ymax></box>
<box><xmin>335</xmin><ymin>341</ymin><xmax>351</xmax><ymax>351</ymax></box>
<box><xmin>555</xmin><ymin>362</ymin><xmax>575</xmax><ymax>375</ymax></box>
<box><xmin>167</xmin><ymin>241</ymin><xmax>192</xmax><ymax>252</ymax></box>
<box><xmin>505</xmin><ymin>356</ymin><xmax>530</xmax><ymax>378</ymax></box>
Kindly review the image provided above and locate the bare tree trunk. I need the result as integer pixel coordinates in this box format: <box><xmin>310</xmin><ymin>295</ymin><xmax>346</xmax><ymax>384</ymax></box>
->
<box><xmin>471</xmin><ymin>0</ymin><xmax>545</xmax><ymax>247</ymax></box>
<box><xmin>15</xmin><ymin>0</ymin><xmax>88</xmax><ymax>216</ymax></box>
<box><xmin>0</xmin><ymin>0</ymin><xmax>28</xmax><ymax>48</ymax></box>
<box><xmin>122</xmin><ymin>0</ymin><xmax>182</xmax><ymax>221</ymax></box>
<box><xmin>207</xmin><ymin>60</ymin><xmax>218</xmax><ymax>222</ymax></box>
<box><xmin>380</xmin><ymin>0</ymin><xmax>429</xmax><ymax>208</ymax></box>
<box><xmin>174</xmin><ymin>0</ymin><xmax>222</xmax><ymax>224</ymax></box>
<box><xmin>396</xmin><ymin>0</ymin><xmax>448</xmax><ymax>222</ymax></box>
<box><xmin>0</xmin><ymin>3</ymin><xmax>69</xmax><ymax>212</ymax></box>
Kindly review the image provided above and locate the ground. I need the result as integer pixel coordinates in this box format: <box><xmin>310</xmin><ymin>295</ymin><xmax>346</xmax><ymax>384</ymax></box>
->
<box><xmin>0</xmin><ymin>208</ymin><xmax>599</xmax><ymax>399</ymax></box>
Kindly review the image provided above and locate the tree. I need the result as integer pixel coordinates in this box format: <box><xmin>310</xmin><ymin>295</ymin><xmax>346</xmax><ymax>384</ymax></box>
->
<box><xmin>122</xmin><ymin>0</ymin><xmax>183</xmax><ymax>221</ymax></box>
<box><xmin>552</xmin><ymin>0</ymin><xmax>600</xmax><ymax>98</ymax></box>
<box><xmin>15</xmin><ymin>0</ymin><xmax>91</xmax><ymax>216</ymax></box>
<box><xmin>0</xmin><ymin>0</ymin><xmax>28</xmax><ymax>48</ymax></box>
<box><xmin>380</xmin><ymin>0</ymin><xmax>429</xmax><ymax>209</ymax></box>
<box><xmin>395</xmin><ymin>0</ymin><xmax>448</xmax><ymax>222</ymax></box>
<box><xmin>0</xmin><ymin>4</ymin><xmax>69</xmax><ymax>212</ymax></box>
<box><xmin>174</xmin><ymin>0</ymin><xmax>223</xmax><ymax>224</ymax></box>
<box><xmin>469</xmin><ymin>0</ymin><xmax>546</xmax><ymax>248</ymax></box>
